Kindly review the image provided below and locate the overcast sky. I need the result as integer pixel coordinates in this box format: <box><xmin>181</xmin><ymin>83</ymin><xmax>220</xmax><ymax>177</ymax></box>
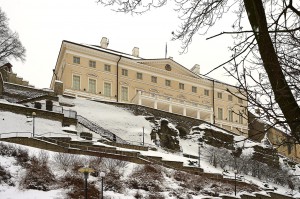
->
<box><xmin>1</xmin><ymin>0</ymin><xmax>237</xmax><ymax>88</ymax></box>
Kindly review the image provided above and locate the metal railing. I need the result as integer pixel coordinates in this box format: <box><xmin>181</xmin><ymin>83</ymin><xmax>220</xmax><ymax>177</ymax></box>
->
<box><xmin>77</xmin><ymin>115</ymin><xmax>128</xmax><ymax>144</ymax></box>
<box><xmin>26</xmin><ymin>103</ymin><xmax>77</xmax><ymax>119</ymax></box>
<box><xmin>0</xmin><ymin>132</ymin><xmax>32</xmax><ymax>138</ymax></box>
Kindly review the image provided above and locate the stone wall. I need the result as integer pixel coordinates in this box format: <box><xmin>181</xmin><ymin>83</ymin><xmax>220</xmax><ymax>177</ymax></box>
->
<box><xmin>98</xmin><ymin>101</ymin><xmax>237</xmax><ymax>135</ymax></box>
<box><xmin>0</xmin><ymin>102</ymin><xmax>77</xmax><ymax>126</ymax></box>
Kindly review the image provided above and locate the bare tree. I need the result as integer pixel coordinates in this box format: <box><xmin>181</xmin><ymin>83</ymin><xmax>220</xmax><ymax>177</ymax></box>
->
<box><xmin>0</xmin><ymin>7</ymin><xmax>25</xmax><ymax>63</ymax></box>
<box><xmin>97</xmin><ymin>0</ymin><xmax>300</xmax><ymax>142</ymax></box>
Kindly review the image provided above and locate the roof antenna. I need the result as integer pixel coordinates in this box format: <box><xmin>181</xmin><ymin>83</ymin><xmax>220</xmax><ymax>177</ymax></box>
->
<box><xmin>165</xmin><ymin>42</ymin><xmax>167</xmax><ymax>58</ymax></box>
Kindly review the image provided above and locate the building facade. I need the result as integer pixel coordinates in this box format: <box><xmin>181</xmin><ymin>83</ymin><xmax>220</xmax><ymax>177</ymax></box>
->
<box><xmin>51</xmin><ymin>37</ymin><xmax>248</xmax><ymax>135</ymax></box>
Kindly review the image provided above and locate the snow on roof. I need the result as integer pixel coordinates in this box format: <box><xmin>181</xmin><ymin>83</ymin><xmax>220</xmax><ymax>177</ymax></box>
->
<box><xmin>77</xmin><ymin>42</ymin><xmax>142</xmax><ymax>60</ymax></box>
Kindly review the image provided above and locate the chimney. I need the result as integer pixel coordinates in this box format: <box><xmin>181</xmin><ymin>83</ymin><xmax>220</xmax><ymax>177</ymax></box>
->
<box><xmin>100</xmin><ymin>37</ymin><xmax>109</xmax><ymax>48</ymax></box>
<box><xmin>191</xmin><ymin>64</ymin><xmax>200</xmax><ymax>75</ymax></box>
<box><xmin>132</xmin><ymin>47</ymin><xmax>139</xmax><ymax>57</ymax></box>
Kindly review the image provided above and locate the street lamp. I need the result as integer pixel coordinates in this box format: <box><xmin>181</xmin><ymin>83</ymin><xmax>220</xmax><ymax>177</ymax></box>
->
<box><xmin>32</xmin><ymin>112</ymin><xmax>36</xmax><ymax>137</ymax></box>
<box><xmin>198</xmin><ymin>137</ymin><xmax>204</xmax><ymax>168</ymax></box>
<box><xmin>234</xmin><ymin>169</ymin><xmax>238</xmax><ymax>196</ymax></box>
<box><xmin>100</xmin><ymin>172</ymin><xmax>106</xmax><ymax>199</ymax></box>
<box><xmin>78</xmin><ymin>167</ymin><xmax>95</xmax><ymax>199</ymax></box>
<box><xmin>142</xmin><ymin>126</ymin><xmax>145</xmax><ymax>146</ymax></box>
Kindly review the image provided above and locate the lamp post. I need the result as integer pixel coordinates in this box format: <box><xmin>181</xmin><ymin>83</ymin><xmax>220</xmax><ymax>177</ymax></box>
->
<box><xmin>142</xmin><ymin>126</ymin><xmax>145</xmax><ymax>146</ymax></box>
<box><xmin>78</xmin><ymin>167</ymin><xmax>95</xmax><ymax>199</ymax></box>
<box><xmin>234</xmin><ymin>169</ymin><xmax>237</xmax><ymax>196</ymax></box>
<box><xmin>32</xmin><ymin>112</ymin><xmax>36</xmax><ymax>137</ymax></box>
<box><xmin>198</xmin><ymin>137</ymin><xmax>203</xmax><ymax>168</ymax></box>
<box><xmin>100</xmin><ymin>172</ymin><xmax>106</xmax><ymax>199</ymax></box>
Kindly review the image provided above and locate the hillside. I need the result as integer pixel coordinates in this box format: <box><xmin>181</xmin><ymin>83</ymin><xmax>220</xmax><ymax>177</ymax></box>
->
<box><xmin>0</xmin><ymin>96</ymin><xmax>299</xmax><ymax>198</ymax></box>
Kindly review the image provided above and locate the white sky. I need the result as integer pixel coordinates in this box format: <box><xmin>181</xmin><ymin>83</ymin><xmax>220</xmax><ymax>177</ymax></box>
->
<box><xmin>1</xmin><ymin>0</ymin><xmax>238</xmax><ymax>88</ymax></box>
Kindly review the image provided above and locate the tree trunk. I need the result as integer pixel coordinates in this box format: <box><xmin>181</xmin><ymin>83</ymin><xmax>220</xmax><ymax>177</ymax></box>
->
<box><xmin>244</xmin><ymin>0</ymin><xmax>300</xmax><ymax>141</ymax></box>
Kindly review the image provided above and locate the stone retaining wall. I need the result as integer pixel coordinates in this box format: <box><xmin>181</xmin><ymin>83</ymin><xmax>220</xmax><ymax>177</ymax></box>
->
<box><xmin>0</xmin><ymin>102</ymin><xmax>77</xmax><ymax>126</ymax></box>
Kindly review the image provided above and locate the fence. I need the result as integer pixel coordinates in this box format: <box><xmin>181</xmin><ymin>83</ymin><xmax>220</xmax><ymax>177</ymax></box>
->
<box><xmin>26</xmin><ymin>102</ymin><xmax>77</xmax><ymax>119</ymax></box>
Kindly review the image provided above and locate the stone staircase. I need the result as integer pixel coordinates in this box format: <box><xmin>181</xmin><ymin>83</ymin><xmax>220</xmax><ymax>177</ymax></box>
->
<box><xmin>77</xmin><ymin>115</ymin><xmax>128</xmax><ymax>144</ymax></box>
<box><xmin>0</xmin><ymin>136</ymin><xmax>236</xmax><ymax>183</ymax></box>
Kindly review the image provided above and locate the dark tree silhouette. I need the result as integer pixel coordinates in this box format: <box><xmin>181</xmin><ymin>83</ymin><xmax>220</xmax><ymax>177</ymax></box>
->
<box><xmin>98</xmin><ymin>0</ymin><xmax>300</xmax><ymax>142</ymax></box>
<box><xmin>0</xmin><ymin>7</ymin><xmax>26</xmax><ymax>63</ymax></box>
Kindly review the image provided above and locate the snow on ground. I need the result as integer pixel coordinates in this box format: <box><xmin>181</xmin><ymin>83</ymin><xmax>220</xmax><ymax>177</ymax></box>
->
<box><xmin>0</xmin><ymin>96</ymin><xmax>298</xmax><ymax>198</ymax></box>
<box><xmin>62</xmin><ymin>96</ymin><xmax>154</xmax><ymax>145</ymax></box>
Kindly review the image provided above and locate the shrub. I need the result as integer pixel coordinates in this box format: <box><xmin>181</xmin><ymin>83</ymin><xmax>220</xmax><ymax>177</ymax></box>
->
<box><xmin>60</xmin><ymin>173</ymin><xmax>100</xmax><ymax>199</ymax></box>
<box><xmin>103</xmin><ymin>171</ymin><xmax>124</xmax><ymax>193</ymax></box>
<box><xmin>0</xmin><ymin>164</ymin><xmax>14</xmax><ymax>186</ymax></box>
<box><xmin>53</xmin><ymin>152</ymin><xmax>78</xmax><ymax>172</ymax></box>
<box><xmin>14</xmin><ymin>146</ymin><xmax>29</xmax><ymax>166</ymax></box>
<box><xmin>20</xmin><ymin>154</ymin><xmax>55</xmax><ymax>191</ymax></box>
<box><xmin>0</xmin><ymin>142</ymin><xmax>17</xmax><ymax>156</ymax></box>
<box><xmin>128</xmin><ymin>164</ymin><xmax>164</xmax><ymax>192</ymax></box>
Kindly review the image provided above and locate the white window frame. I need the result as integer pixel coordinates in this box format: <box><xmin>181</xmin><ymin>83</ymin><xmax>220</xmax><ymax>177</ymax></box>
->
<box><xmin>218</xmin><ymin>108</ymin><xmax>223</xmax><ymax>120</ymax></box>
<box><xmin>103</xmin><ymin>82</ymin><xmax>112</xmax><ymax>97</ymax></box>
<box><xmin>179</xmin><ymin>83</ymin><xmax>184</xmax><ymax>90</ymax></box>
<box><xmin>72</xmin><ymin>75</ymin><xmax>81</xmax><ymax>90</ymax></box>
<box><xmin>239</xmin><ymin>114</ymin><xmax>243</xmax><ymax>124</ymax></box>
<box><xmin>122</xmin><ymin>69</ymin><xmax>128</xmax><ymax>76</ymax></box>
<box><xmin>73</xmin><ymin>56</ymin><xmax>80</xmax><ymax>64</ymax></box>
<box><xmin>204</xmin><ymin>89</ymin><xmax>209</xmax><ymax>96</ymax></box>
<box><xmin>151</xmin><ymin>76</ymin><xmax>157</xmax><ymax>83</ymax></box>
<box><xmin>137</xmin><ymin>72</ymin><xmax>143</xmax><ymax>80</ymax></box>
<box><xmin>165</xmin><ymin>80</ymin><xmax>171</xmax><ymax>87</ymax></box>
<box><xmin>228</xmin><ymin>110</ymin><xmax>233</xmax><ymax>122</ymax></box>
<box><xmin>192</xmin><ymin>86</ymin><xmax>197</xmax><ymax>93</ymax></box>
<box><xmin>88</xmin><ymin>78</ymin><xmax>97</xmax><ymax>93</ymax></box>
<box><xmin>104</xmin><ymin>64</ymin><xmax>111</xmax><ymax>72</ymax></box>
<box><xmin>217</xmin><ymin>92</ymin><xmax>222</xmax><ymax>99</ymax></box>
<box><xmin>89</xmin><ymin>60</ymin><xmax>96</xmax><ymax>68</ymax></box>
<box><xmin>121</xmin><ymin>86</ymin><xmax>129</xmax><ymax>101</ymax></box>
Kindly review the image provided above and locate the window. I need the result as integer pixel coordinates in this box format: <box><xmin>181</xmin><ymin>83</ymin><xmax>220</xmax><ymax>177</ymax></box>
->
<box><xmin>179</xmin><ymin>83</ymin><xmax>184</xmax><ymax>90</ymax></box>
<box><xmin>218</xmin><ymin>108</ymin><xmax>223</xmax><ymax>120</ymax></box>
<box><xmin>228</xmin><ymin>95</ymin><xmax>233</xmax><ymax>101</ymax></box>
<box><xmin>238</xmin><ymin>98</ymin><xmax>243</xmax><ymax>104</ymax></box>
<box><xmin>104</xmin><ymin>64</ymin><xmax>111</xmax><ymax>72</ymax></box>
<box><xmin>239</xmin><ymin>114</ymin><xmax>243</xmax><ymax>124</ymax></box>
<box><xmin>104</xmin><ymin>82</ymin><xmax>111</xmax><ymax>97</ymax></box>
<box><xmin>192</xmin><ymin>86</ymin><xmax>197</xmax><ymax>93</ymax></box>
<box><xmin>73</xmin><ymin>75</ymin><xmax>80</xmax><ymax>90</ymax></box>
<box><xmin>88</xmin><ymin>79</ymin><xmax>96</xmax><ymax>93</ymax></box>
<box><xmin>89</xmin><ymin>60</ymin><xmax>96</xmax><ymax>68</ymax></box>
<box><xmin>151</xmin><ymin>76</ymin><xmax>157</xmax><ymax>83</ymax></box>
<box><xmin>121</xmin><ymin>86</ymin><xmax>128</xmax><ymax>101</ymax></box>
<box><xmin>204</xmin><ymin>89</ymin><xmax>209</xmax><ymax>96</ymax></box>
<box><xmin>228</xmin><ymin>110</ymin><xmax>233</xmax><ymax>122</ymax></box>
<box><xmin>122</xmin><ymin>69</ymin><xmax>128</xmax><ymax>76</ymax></box>
<box><xmin>137</xmin><ymin>72</ymin><xmax>143</xmax><ymax>80</ymax></box>
<box><xmin>73</xmin><ymin>56</ymin><xmax>80</xmax><ymax>64</ymax></box>
<box><xmin>217</xmin><ymin>92</ymin><xmax>222</xmax><ymax>99</ymax></box>
<box><xmin>165</xmin><ymin>80</ymin><xmax>171</xmax><ymax>87</ymax></box>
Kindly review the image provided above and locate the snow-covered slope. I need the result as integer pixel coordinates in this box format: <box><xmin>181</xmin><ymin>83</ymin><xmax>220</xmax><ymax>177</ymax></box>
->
<box><xmin>0</xmin><ymin>96</ymin><xmax>299</xmax><ymax>198</ymax></box>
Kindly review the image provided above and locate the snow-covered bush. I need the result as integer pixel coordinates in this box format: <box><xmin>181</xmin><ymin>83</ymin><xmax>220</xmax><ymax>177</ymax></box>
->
<box><xmin>128</xmin><ymin>164</ymin><xmax>164</xmax><ymax>192</ymax></box>
<box><xmin>0</xmin><ymin>142</ymin><xmax>17</xmax><ymax>156</ymax></box>
<box><xmin>60</xmin><ymin>173</ymin><xmax>100</xmax><ymax>199</ymax></box>
<box><xmin>0</xmin><ymin>164</ymin><xmax>14</xmax><ymax>186</ymax></box>
<box><xmin>53</xmin><ymin>152</ymin><xmax>78</xmax><ymax>172</ymax></box>
<box><xmin>14</xmin><ymin>146</ymin><xmax>29</xmax><ymax>166</ymax></box>
<box><xmin>20</xmin><ymin>153</ymin><xmax>55</xmax><ymax>191</ymax></box>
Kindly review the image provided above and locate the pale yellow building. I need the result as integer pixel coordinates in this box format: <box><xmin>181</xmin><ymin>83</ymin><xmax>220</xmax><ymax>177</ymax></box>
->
<box><xmin>51</xmin><ymin>37</ymin><xmax>248</xmax><ymax>135</ymax></box>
